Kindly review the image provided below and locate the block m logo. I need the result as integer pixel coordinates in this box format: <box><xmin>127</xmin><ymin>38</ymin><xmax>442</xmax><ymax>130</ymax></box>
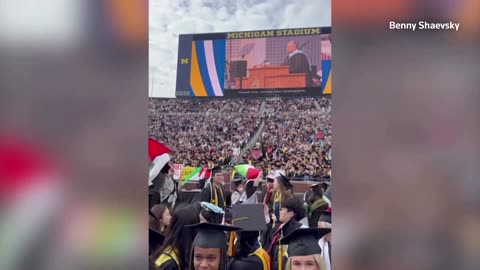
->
<box><xmin>180</xmin><ymin>58</ymin><xmax>189</xmax><ymax>64</ymax></box>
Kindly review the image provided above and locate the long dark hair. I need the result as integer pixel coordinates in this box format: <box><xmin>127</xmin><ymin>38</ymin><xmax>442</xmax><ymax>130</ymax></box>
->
<box><xmin>234</xmin><ymin>231</ymin><xmax>260</xmax><ymax>258</ymax></box>
<box><xmin>150</xmin><ymin>204</ymin><xmax>169</xmax><ymax>230</ymax></box>
<box><xmin>276</xmin><ymin>179</ymin><xmax>293</xmax><ymax>201</ymax></box>
<box><xmin>152</xmin><ymin>203</ymin><xmax>199</xmax><ymax>269</ymax></box>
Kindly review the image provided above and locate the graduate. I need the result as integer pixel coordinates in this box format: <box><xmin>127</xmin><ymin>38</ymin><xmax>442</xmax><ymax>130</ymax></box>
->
<box><xmin>150</xmin><ymin>204</ymin><xmax>172</xmax><ymax>233</ymax></box>
<box><xmin>149</xmin><ymin>227</ymin><xmax>165</xmax><ymax>257</ymax></box>
<box><xmin>154</xmin><ymin>204</ymin><xmax>200</xmax><ymax>270</ymax></box>
<box><xmin>281</xmin><ymin>228</ymin><xmax>331</xmax><ymax>270</ymax></box>
<box><xmin>228</xmin><ymin>204</ymin><xmax>271</xmax><ymax>270</ymax></box>
<box><xmin>268</xmin><ymin>197</ymin><xmax>306</xmax><ymax>270</ymax></box>
<box><xmin>231</xmin><ymin>169</ymin><xmax>262</xmax><ymax>205</ymax></box>
<box><xmin>306</xmin><ymin>183</ymin><xmax>329</xmax><ymax>228</ymax></box>
<box><xmin>187</xmin><ymin>223</ymin><xmax>241</xmax><ymax>270</ymax></box>
<box><xmin>199</xmin><ymin>167</ymin><xmax>227</xmax><ymax>210</ymax></box>
<box><xmin>149</xmin><ymin>209</ymin><xmax>165</xmax><ymax>256</ymax></box>
<box><xmin>272</xmin><ymin>173</ymin><xmax>294</xmax><ymax>229</ymax></box>
<box><xmin>261</xmin><ymin>173</ymin><xmax>275</xmax><ymax>208</ymax></box>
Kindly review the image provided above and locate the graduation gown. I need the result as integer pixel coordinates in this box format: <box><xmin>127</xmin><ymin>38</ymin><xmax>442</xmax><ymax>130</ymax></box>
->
<box><xmin>268</xmin><ymin>220</ymin><xmax>303</xmax><ymax>270</ymax></box>
<box><xmin>199</xmin><ymin>182</ymin><xmax>227</xmax><ymax>210</ymax></box>
<box><xmin>308</xmin><ymin>199</ymin><xmax>329</xmax><ymax>227</ymax></box>
<box><xmin>230</xmin><ymin>255</ymin><xmax>264</xmax><ymax>270</ymax></box>
<box><xmin>260</xmin><ymin>220</ymin><xmax>274</xmax><ymax>248</ymax></box>
<box><xmin>155</xmin><ymin>247</ymin><xmax>181</xmax><ymax>270</ymax></box>
<box><xmin>229</xmin><ymin>244</ymin><xmax>271</xmax><ymax>270</ymax></box>
<box><xmin>157</xmin><ymin>260</ymin><xmax>179</xmax><ymax>270</ymax></box>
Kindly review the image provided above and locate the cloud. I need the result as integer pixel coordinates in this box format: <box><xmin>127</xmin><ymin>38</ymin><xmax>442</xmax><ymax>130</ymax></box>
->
<box><xmin>149</xmin><ymin>0</ymin><xmax>331</xmax><ymax>97</ymax></box>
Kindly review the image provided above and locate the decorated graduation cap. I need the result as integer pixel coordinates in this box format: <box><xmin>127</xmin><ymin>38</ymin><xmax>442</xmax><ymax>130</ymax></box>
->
<box><xmin>281</xmin><ymin>228</ymin><xmax>331</xmax><ymax>256</ymax></box>
<box><xmin>200</xmin><ymin>201</ymin><xmax>225</xmax><ymax>214</ymax></box>
<box><xmin>187</xmin><ymin>223</ymin><xmax>241</xmax><ymax>249</ymax></box>
<box><xmin>200</xmin><ymin>201</ymin><xmax>225</xmax><ymax>224</ymax></box>
<box><xmin>231</xmin><ymin>204</ymin><xmax>267</xmax><ymax>232</ymax></box>
<box><xmin>319</xmin><ymin>207</ymin><xmax>332</xmax><ymax>224</ymax></box>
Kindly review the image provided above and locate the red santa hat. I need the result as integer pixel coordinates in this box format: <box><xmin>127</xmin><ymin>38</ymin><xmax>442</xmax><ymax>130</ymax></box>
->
<box><xmin>148</xmin><ymin>138</ymin><xmax>172</xmax><ymax>185</ymax></box>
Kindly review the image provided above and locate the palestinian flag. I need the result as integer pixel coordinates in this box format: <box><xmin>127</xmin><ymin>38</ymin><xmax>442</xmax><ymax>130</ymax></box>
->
<box><xmin>182</xmin><ymin>167</ymin><xmax>211</xmax><ymax>185</ymax></box>
<box><xmin>234</xmin><ymin>164</ymin><xmax>260</xmax><ymax>180</ymax></box>
<box><xmin>148</xmin><ymin>138</ymin><xmax>172</xmax><ymax>185</ymax></box>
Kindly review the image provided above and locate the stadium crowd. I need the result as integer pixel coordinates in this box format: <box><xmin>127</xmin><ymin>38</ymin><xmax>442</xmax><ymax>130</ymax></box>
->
<box><xmin>149</xmin><ymin>96</ymin><xmax>333</xmax><ymax>270</ymax></box>
<box><xmin>239</xmin><ymin>97</ymin><xmax>332</xmax><ymax>180</ymax></box>
<box><xmin>149</xmin><ymin>98</ymin><xmax>229</xmax><ymax>114</ymax></box>
<box><xmin>148</xmin><ymin>97</ymin><xmax>332</xmax><ymax>180</ymax></box>
<box><xmin>264</xmin><ymin>97</ymin><xmax>321</xmax><ymax>112</ymax></box>
<box><xmin>149</xmin><ymin>113</ymin><xmax>261</xmax><ymax>167</ymax></box>
<box><xmin>149</xmin><ymin>98</ymin><xmax>263</xmax><ymax>114</ymax></box>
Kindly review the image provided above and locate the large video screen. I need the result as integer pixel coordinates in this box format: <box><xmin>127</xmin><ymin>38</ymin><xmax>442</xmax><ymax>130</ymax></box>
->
<box><xmin>175</xmin><ymin>27</ymin><xmax>331</xmax><ymax>98</ymax></box>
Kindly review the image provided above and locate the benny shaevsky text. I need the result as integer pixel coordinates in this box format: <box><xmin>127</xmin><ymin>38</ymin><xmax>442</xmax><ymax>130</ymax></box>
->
<box><xmin>389</xmin><ymin>21</ymin><xmax>460</xmax><ymax>31</ymax></box>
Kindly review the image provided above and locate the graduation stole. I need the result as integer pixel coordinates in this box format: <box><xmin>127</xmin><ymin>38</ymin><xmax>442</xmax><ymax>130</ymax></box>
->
<box><xmin>267</xmin><ymin>222</ymin><xmax>284</xmax><ymax>254</ymax></box>
<box><xmin>210</xmin><ymin>183</ymin><xmax>225</xmax><ymax>209</ymax></box>
<box><xmin>273</xmin><ymin>191</ymin><xmax>282</xmax><ymax>227</ymax></box>
<box><xmin>227</xmin><ymin>232</ymin><xmax>236</xmax><ymax>257</ymax></box>
<box><xmin>155</xmin><ymin>246</ymin><xmax>180</xmax><ymax>267</ymax></box>
<box><xmin>310</xmin><ymin>198</ymin><xmax>328</xmax><ymax>213</ymax></box>
<box><xmin>250</xmin><ymin>247</ymin><xmax>271</xmax><ymax>270</ymax></box>
<box><xmin>277</xmin><ymin>230</ymin><xmax>288</xmax><ymax>270</ymax></box>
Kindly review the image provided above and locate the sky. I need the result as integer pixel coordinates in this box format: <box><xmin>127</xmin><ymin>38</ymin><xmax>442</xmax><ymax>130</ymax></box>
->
<box><xmin>149</xmin><ymin>0</ymin><xmax>331</xmax><ymax>98</ymax></box>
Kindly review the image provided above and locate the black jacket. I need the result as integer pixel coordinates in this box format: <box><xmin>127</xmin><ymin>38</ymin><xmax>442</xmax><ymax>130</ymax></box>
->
<box><xmin>268</xmin><ymin>219</ymin><xmax>303</xmax><ymax>270</ymax></box>
<box><xmin>286</xmin><ymin>52</ymin><xmax>314</xmax><ymax>87</ymax></box>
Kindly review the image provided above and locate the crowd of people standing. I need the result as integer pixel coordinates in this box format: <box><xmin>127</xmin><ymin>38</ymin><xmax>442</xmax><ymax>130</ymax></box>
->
<box><xmin>148</xmin><ymin>159</ymin><xmax>332</xmax><ymax>270</ymax></box>
<box><xmin>148</xmin><ymin>95</ymin><xmax>332</xmax><ymax>270</ymax></box>
<box><xmin>148</xmin><ymin>97</ymin><xmax>331</xmax><ymax>179</ymax></box>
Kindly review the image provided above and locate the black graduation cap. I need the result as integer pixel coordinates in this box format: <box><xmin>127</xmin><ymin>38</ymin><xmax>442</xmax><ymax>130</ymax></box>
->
<box><xmin>277</xmin><ymin>173</ymin><xmax>293</xmax><ymax>188</ymax></box>
<box><xmin>211</xmin><ymin>166</ymin><xmax>223</xmax><ymax>175</ymax></box>
<box><xmin>310</xmin><ymin>182</ymin><xmax>321</xmax><ymax>188</ymax></box>
<box><xmin>231</xmin><ymin>204</ymin><xmax>267</xmax><ymax>232</ymax></box>
<box><xmin>186</xmin><ymin>223</ymin><xmax>241</xmax><ymax>249</ymax></box>
<box><xmin>318</xmin><ymin>208</ymin><xmax>332</xmax><ymax>224</ymax></box>
<box><xmin>281</xmin><ymin>228</ymin><xmax>331</xmax><ymax>256</ymax></box>
<box><xmin>310</xmin><ymin>182</ymin><xmax>324</xmax><ymax>193</ymax></box>
<box><xmin>149</xmin><ymin>228</ymin><xmax>165</xmax><ymax>248</ymax></box>
<box><xmin>321</xmin><ymin>180</ymin><xmax>331</xmax><ymax>189</ymax></box>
